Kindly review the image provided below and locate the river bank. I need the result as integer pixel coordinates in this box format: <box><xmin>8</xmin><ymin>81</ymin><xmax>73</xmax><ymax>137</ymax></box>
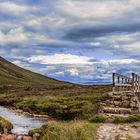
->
<box><xmin>3</xmin><ymin>105</ymin><xmax>140</xmax><ymax>140</ymax></box>
<box><xmin>0</xmin><ymin>106</ymin><xmax>46</xmax><ymax>134</ymax></box>
<box><xmin>9</xmin><ymin>107</ymin><xmax>50</xmax><ymax>119</ymax></box>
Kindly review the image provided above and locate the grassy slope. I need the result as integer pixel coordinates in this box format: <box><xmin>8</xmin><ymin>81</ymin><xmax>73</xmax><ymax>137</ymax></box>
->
<box><xmin>0</xmin><ymin>56</ymin><xmax>112</xmax><ymax>139</ymax></box>
<box><xmin>0</xmin><ymin>56</ymin><xmax>70</xmax><ymax>86</ymax></box>
<box><xmin>0</xmin><ymin>56</ymin><xmax>112</xmax><ymax>120</ymax></box>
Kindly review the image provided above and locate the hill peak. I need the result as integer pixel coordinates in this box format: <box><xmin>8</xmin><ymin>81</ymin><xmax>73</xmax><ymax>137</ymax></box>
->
<box><xmin>0</xmin><ymin>56</ymin><xmax>69</xmax><ymax>86</ymax></box>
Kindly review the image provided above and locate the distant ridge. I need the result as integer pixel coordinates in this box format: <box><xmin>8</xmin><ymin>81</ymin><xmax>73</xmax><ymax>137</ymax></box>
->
<box><xmin>0</xmin><ymin>56</ymin><xmax>70</xmax><ymax>86</ymax></box>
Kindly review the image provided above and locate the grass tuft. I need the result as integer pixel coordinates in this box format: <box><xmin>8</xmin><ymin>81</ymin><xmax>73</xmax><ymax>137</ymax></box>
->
<box><xmin>114</xmin><ymin>115</ymin><xmax>140</xmax><ymax>124</ymax></box>
<box><xmin>29</xmin><ymin>121</ymin><xmax>99</xmax><ymax>140</ymax></box>
<box><xmin>89</xmin><ymin>115</ymin><xmax>107</xmax><ymax>123</ymax></box>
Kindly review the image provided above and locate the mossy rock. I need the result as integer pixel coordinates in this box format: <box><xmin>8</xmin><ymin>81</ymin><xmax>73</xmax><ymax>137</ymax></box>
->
<box><xmin>0</xmin><ymin>116</ymin><xmax>13</xmax><ymax>132</ymax></box>
<box><xmin>28</xmin><ymin>128</ymin><xmax>41</xmax><ymax>136</ymax></box>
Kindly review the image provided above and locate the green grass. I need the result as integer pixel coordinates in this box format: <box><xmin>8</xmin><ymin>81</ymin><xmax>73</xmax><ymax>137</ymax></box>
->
<box><xmin>114</xmin><ymin>115</ymin><xmax>140</xmax><ymax>124</ymax></box>
<box><xmin>126</xmin><ymin>135</ymin><xmax>133</xmax><ymax>140</ymax></box>
<box><xmin>29</xmin><ymin>121</ymin><xmax>99</xmax><ymax>140</ymax></box>
<box><xmin>0</xmin><ymin>86</ymin><xmax>111</xmax><ymax>120</ymax></box>
<box><xmin>89</xmin><ymin>115</ymin><xmax>107</xmax><ymax>123</ymax></box>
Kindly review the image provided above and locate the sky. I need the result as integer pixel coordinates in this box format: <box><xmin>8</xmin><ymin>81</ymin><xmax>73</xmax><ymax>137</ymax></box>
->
<box><xmin>0</xmin><ymin>0</ymin><xmax>140</xmax><ymax>84</ymax></box>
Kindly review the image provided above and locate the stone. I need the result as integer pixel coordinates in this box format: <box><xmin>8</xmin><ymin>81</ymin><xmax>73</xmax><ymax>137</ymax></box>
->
<box><xmin>0</xmin><ymin>134</ymin><xmax>15</xmax><ymax>140</ymax></box>
<box><xmin>22</xmin><ymin>136</ymin><xmax>33</xmax><ymax>140</ymax></box>
<box><xmin>114</xmin><ymin>101</ymin><xmax>121</xmax><ymax>106</ymax></box>
<box><xmin>122</xmin><ymin>100</ymin><xmax>130</xmax><ymax>108</ymax></box>
<box><xmin>122</xmin><ymin>96</ymin><xmax>129</xmax><ymax>100</ymax></box>
<box><xmin>119</xmin><ymin>126</ymin><xmax>129</xmax><ymax>131</ymax></box>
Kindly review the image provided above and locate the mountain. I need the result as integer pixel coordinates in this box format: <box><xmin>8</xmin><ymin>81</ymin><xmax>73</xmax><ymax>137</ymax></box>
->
<box><xmin>0</xmin><ymin>56</ymin><xmax>70</xmax><ymax>86</ymax></box>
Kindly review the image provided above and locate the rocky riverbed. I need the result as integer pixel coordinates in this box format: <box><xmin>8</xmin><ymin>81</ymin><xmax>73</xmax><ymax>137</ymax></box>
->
<box><xmin>0</xmin><ymin>106</ymin><xmax>47</xmax><ymax>134</ymax></box>
<box><xmin>0</xmin><ymin>106</ymin><xmax>48</xmax><ymax>140</ymax></box>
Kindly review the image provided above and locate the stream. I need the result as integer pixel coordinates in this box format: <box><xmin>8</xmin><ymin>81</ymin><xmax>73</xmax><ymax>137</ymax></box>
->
<box><xmin>0</xmin><ymin>106</ymin><xmax>46</xmax><ymax>134</ymax></box>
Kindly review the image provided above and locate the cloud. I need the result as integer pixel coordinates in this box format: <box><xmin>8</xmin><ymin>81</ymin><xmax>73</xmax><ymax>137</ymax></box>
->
<box><xmin>0</xmin><ymin>1</ymin><xmax>37</xmax><ymax>16</ymax></box>
<box><xmin>12</xmin><ymin>60</ymin><xmax>31</xmax><ymax>68</ymax></box>
<box><xmin>27</xmin><ymin>54</ymin><xmax>93</xmax><ymax>65</ymax></box>
<box><xmin>0</xmin><ymin>0</ymin><xmax>140</xmax><ymax>84</ymax></box>
<box><xmin>0</xmin><ymin>27</ymin><xmax>28</xmax><ymax>44</ymax></box>
<box><xmin>56</xmin><ymin>0</ymin><xmax>140</xmax><ymax>22</ymax></box>
<box><xmin>24</xmin><ymin>53</ymin><xmax>140</xmax><ymax>84</ymax></box>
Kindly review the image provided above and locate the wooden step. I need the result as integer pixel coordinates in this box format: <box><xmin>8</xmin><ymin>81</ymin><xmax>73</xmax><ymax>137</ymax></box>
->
<box><xmin>102</xmin><ymin>106</ymin><xmax>132</xmax><ymax>114</ymax></box>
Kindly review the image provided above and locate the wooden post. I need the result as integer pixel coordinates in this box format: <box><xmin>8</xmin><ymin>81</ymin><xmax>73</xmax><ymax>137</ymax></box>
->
<box><xmin>132</xmin><ymin>73</ymin><xmax>135</xmax><ymax>94</ymax></box>
<box><xmin>113</xmin><ymin>73</ymin><xmax>115</xmax><ymax>92</ymax></box>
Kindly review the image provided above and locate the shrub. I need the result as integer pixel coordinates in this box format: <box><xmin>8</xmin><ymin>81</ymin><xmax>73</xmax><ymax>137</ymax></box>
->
<box><xmin>89</xmin><ymin>115</ymin><xmax>107</xmax><ymax>123</ymax></box>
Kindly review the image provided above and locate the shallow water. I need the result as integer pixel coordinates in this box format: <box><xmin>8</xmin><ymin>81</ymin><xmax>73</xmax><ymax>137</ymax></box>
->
<box><xmin>0</xmin><ymin>106</ymin><xmax>45</xmax><ymax>134</ymax></box>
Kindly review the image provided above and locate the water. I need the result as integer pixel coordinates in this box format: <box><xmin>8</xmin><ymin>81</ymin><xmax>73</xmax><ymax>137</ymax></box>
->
<box><xmin>0</xmin><ymin>106</ymin><xmax>46</xmax><ymax>134</ymax></box>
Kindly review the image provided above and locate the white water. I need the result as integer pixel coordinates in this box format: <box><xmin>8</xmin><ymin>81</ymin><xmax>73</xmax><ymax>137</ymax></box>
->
<box><xmin>0</xmin><ymin>106</ymin><xmax>45</xmax><ymax>134</ymax></box>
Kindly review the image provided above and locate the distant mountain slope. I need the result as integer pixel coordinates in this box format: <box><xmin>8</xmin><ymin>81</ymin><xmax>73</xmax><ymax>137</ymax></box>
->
<box><xmin>0</xmin><ymin>56</ymin><xmax>70</xmax><ymax>86</ymax></box>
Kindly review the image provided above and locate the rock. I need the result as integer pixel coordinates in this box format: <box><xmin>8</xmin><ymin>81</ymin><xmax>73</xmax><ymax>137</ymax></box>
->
<box><xmin>119</xmin><ymin>126</ymin><xmax>129</xmax><ymax>131</ymax></box>
<box><xmin>122</xmin><ymin>100</ymin><xmax>130</xmax><ymax>108</ymax></box>
<box><xmin>131</xmin><ymin>124</ymin><xmax>139</xmax><ymax>129</ymax></box>
<box><xmin>122</xmin><ymin>96</ymin><xmax>129</xmax><ymax>100</ymax></box>
<box><xmin>114</xmin><ymin>101</ymin><xmax>121</xmax><ymax>106</ymax></box>
<box><xmin>0</xmin><ymin>134</ymin><xmax>16</xmax><ymax>140</ymax></box>
<box><xmin>33</xmin><ymin>133</ymin><xmax>40</xmax><ymax>140</ymax></box>
<box><xmin>22</xmin><ymin>136</ymin><xmax>33</xmax><ymax>140</ymax></box>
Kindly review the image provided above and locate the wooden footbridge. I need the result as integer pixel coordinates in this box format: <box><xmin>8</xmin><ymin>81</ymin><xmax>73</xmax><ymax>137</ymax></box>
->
<box><xmin>112</xmin><ymin>73</ymin><xmax>140</xmax><ymax>99</ymax></box>
<box><xmin>101</xmin><ymin>73</ymin><xmax>140</xmax><ymax>115</ymax></box>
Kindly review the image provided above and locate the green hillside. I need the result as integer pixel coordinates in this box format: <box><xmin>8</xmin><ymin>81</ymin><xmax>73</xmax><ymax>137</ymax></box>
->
<box><xmin>0</xmin><ymin>56</ymin><xmax>112</xmax><ymax>120</ymax></box>
<box><xmin>0</xmin><ymin>56</ymin><xmax>69</xmax><ymax>86</ymax></box>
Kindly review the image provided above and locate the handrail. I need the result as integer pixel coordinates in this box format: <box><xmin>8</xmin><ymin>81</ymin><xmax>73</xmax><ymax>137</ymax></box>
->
<box><xmin>112</xmin><ymin>73</ymin><xmax>132</xmax><ymax>93</ymax></box>
<box><xmin>112</xmin><ymin>72</ymin><xmax>140</xmax><ymax>102</ymax></box>
<box><xmin>113</xmin><ymin>73</ymin><xmax>132</xmax><ymax>80</ymax></box>
<box><xmin>112</xmin><ymin>72</ymin><xmax>140</xmax><ymax>96</ymax></box>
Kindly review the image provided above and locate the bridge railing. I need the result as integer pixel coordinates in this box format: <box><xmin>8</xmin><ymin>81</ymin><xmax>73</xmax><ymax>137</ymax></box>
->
<box><xmin>112</xmin><ymin>73</ymin><xmax>132</xmax><ymax>93</ymax></box>
<box><xmin>132</xmin><ymin>73</ymin><xmax>140</xmax><ymax>98</ymax></box>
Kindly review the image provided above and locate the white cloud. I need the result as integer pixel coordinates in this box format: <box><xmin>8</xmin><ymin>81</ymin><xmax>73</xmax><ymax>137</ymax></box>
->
<box><xmin>0</xmin><ymin>1</ymin><xmax>37</xmax><ymax>15</ymax></box>
<box><xmin>99</xmin><ymin>59</ymin><xmax>139</xmax><ymax>66</ymax></box>
<box><xmin>27</xmin><ymin>53</ymin><xmax>139</xmax><ymax>66</ymax></box>
<box><xmin>26</xmin><ymin>16</ymin><xmax>66</xmax><ymax>29</ymax></box>
<box><xmin>56</xmin><ymin>0</ymin><xmax>140</xmax><ymax>21</ymax></box>
<box><xmin>27</xmin><ymin>54</ymin><xmax>93</xmax><ymax>65</ymax></box>
<box><xmin>68</xmin><ymin>68</ymin><xmax>79</xmax><ymax>76</ymax></box>
<box><xmin>0</xmin><ymin>26</ymin><xmax>61</xmax><ymax>45</ymax></box>
<box><xmin>0</xmin><ymin>27</ymin><xmax>28</xmax><ymax>44</ymax></box>
<box><xmin>12</xmin><ymin>60</ymin><xmax>31</xmax><ymax>68</ymax></box>
<box><xmin>95</xmin><ymin>32</ymin><xmax>140</xmax><ymax>53</ymax></box>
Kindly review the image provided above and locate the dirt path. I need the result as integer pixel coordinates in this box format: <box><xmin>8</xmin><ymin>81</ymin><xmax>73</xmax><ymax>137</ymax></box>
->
<box><xmin>96</xmin><ymin>123</ymin><xmax>140</xmax><ymax>140</ymax></box>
